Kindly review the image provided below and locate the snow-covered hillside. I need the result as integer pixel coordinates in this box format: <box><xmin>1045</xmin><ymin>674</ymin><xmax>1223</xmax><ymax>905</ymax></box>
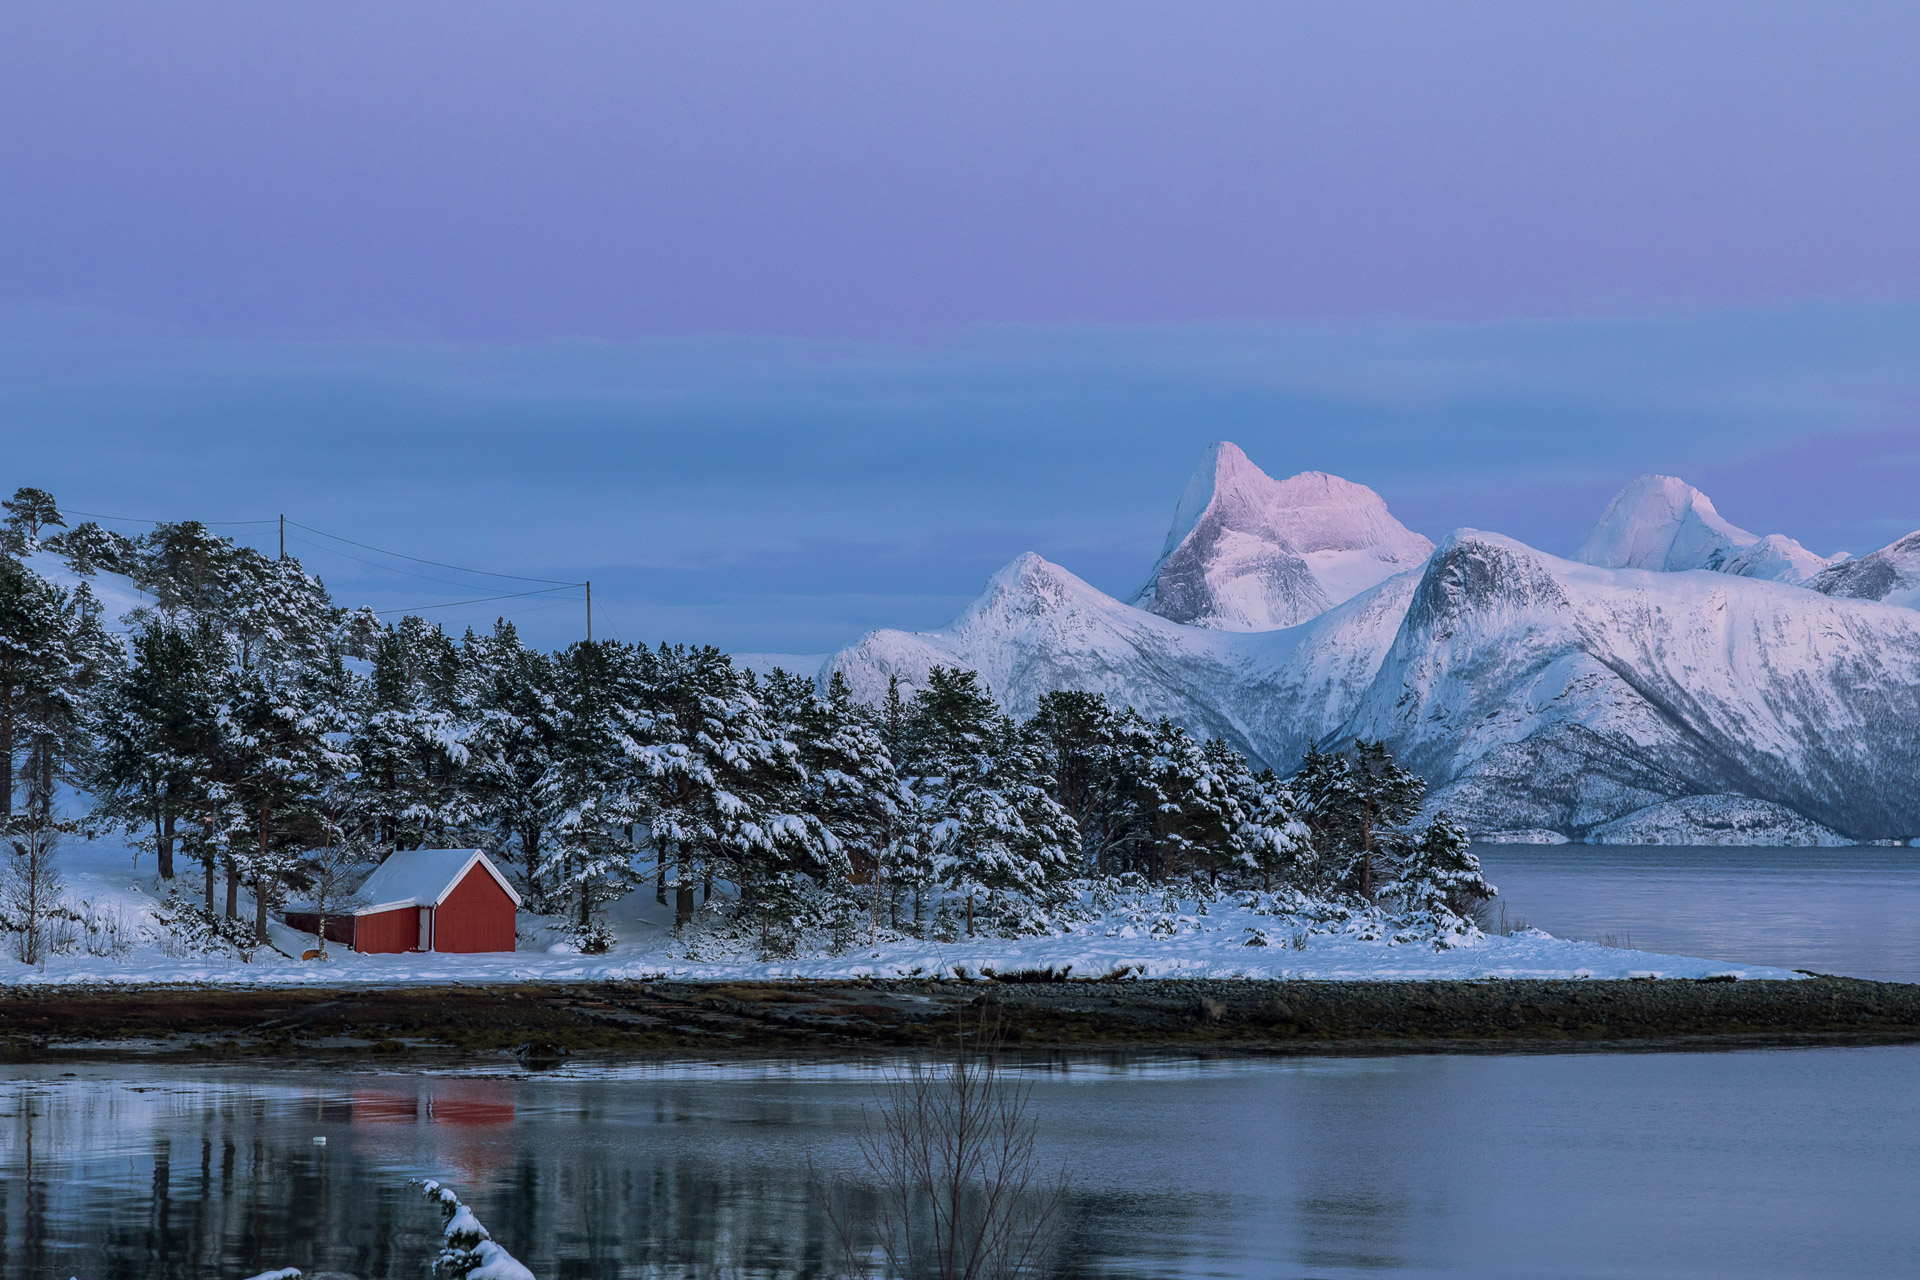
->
<box><xmin>1338</xmin><ymin>531</ymin><xmax>1920</xmax><ymax>843</ymax></box>
<box><xmin>1132</xmin><ymin>442</ymin><xmax>1432</xmax><ymax>630</ymax></box>
<box><xmin>1573</xmin><ymin>474</ymin><xmax>1836</xmax><ymax>583</ymax></box>
<box><xmin>1</xmin><ymin>835</ymin><xmax>1803</xmax><ymax>987</ymax></box>
<box><xmin>826</xmin><ymin>532</ymin><xmax>1920</xmax><ymax>846</ymax></box>
<box><xmin>1810</xmin><ymin>530</ymin><xmax>1920</xmax><ymax>609</ymax></box>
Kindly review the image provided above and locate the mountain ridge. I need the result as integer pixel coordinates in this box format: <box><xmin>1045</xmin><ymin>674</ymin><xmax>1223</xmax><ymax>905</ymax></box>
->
<box><xmin>820</xmin><ymin>451</ymin><xmax>1920</xmax><ymax>846</ymax></box>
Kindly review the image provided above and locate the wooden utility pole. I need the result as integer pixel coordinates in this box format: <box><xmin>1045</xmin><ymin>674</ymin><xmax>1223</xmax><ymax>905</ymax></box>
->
<box><xmin>278</xmin><ymin>514</ymin><xmax>285</xmax><ymax>560</ymax></box>
<box><xmin>586</xmin><ymin>580</ymin><xmax>592</xmax><ymax>643</ymax></box>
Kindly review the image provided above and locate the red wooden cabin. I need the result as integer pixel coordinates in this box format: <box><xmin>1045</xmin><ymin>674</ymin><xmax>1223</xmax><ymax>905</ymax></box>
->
<box><xmin>286</xmin><ymin>848</ymin><xmax>522</xmax><ymax>954</ymax></box>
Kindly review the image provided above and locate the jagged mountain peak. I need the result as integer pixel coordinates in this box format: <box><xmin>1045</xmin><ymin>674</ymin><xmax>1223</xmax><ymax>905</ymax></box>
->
<box><xmin>1137</xmin><ymin>442</ymin><xmax>1433</xmax><ymax>632</ymax></box>
<box><xmin>1575</xmin><ymin>474</ymin><xmax>1835</xmax><ymax>583</ymax></box>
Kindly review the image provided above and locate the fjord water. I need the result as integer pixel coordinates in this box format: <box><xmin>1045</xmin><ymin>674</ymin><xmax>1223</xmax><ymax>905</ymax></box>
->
<box><xmin>5</xmin><ymin>844</ymin><xmax>1918</xmax><ymax>1279</ymax></box>
<box><xmin>1476</xmin><ymin>843</ymin><xmax>1920</xmax><ymax>981</ymax></box>
<box><xmin>4</xmin><ymin>1051</ymin><xmax>1919</xmax><ymax>1279</ymax></box>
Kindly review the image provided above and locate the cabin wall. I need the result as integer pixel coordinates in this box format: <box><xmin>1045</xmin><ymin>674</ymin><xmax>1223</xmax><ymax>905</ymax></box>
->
<box><xmin>354</xmin><ymin>906</ymin><xmax>420</xmax><ymax>954</ymax></box>
<box><xmin>284</xmin><ymin>912</ymin><xmax>356</xmax><ymax>947</ymax></box>
<box><xmin>434</xmin><ymin>868</ymin><xmax>518</xmax><ymax>952</ymax></box>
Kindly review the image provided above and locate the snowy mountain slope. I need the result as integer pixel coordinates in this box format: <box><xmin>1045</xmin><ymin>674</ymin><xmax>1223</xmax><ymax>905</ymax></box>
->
<box><xmin>1133</xmin><ymin>442</ymin><xmax>1432</xmax><ymax>630</ymax></box>
<box><xmin>823</xmin><ymin>552</ymin><xmax>1417</xmax><ymax>767</ymax></box>
<box><xmin>1336</xmin><ymin>532</ymin><xmax>1920</xmax><ymax>841</ymax></box>
<box><xmin>827</xmin><ymin>532</ymin><xmax>1920</xmax><ymax>844</ymax></box>
<box><xmin>1573</xmin><ymin>474</ymin><xmax>1835</xmax><ymax>583</ymax></box>
<box><xmin>1808</xmin><ymin>530</ymin><xmax>1920</xmax><ymax>609</ymax></box>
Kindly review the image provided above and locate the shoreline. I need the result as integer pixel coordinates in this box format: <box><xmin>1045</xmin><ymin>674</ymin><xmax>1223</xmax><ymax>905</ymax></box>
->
<box><xmin>4</xmin><ymin>975</ymin><xmax>1919</xmax><ymax>1064</ymax></box>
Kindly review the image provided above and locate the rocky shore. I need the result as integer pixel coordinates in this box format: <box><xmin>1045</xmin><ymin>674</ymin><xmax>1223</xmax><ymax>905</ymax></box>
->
<box><xmin>4</xmin><ymin>975</ymin><xmax>1918</xmax><ymax>1063</ymax></box>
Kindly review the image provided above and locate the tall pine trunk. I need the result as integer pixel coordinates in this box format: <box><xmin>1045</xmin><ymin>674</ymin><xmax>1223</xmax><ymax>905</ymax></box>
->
<box><xmin>224</xmin><ymin>856</ymin><xmax>239</xmax><ymax>919</ymax></box>
<box><xmin>0</xmin><ymin>698</ymin><xmax>13</xmax><ymax>820</ymax></box>
<box><xmin>254</xmin><ymin>800</ymin><xmax>272</xmax><ymax>942</ymax></box>
<box><xmin>674</xmin><ymin>855</ymin><xmax>695</xmax><ymax>928</ymax></box>
<box><xmin>152</xmin><ymin>799</ymin><xmax>176</xmax><ymax>881</ymax></box>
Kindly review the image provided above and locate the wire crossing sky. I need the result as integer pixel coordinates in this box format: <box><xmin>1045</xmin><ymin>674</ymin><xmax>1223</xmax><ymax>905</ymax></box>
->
<box><xmin>3</xmin><ymin>3</ymin><xmax>1917</xmax><ymax>650</ymax></box>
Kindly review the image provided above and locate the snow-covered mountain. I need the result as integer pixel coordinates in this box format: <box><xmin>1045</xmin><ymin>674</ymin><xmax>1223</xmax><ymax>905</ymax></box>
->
<box><xmin>1573</xmin><ymin>474</ymin><xmax>1837</xmax><ymax>583</ymax></box>
<box><xmin>1809</xmin><ymin>530</ymin><xmax>1920</xmax><ymax>610</ymax></box>
<box><xmin>1336</xmin><ymin>531</ymin><xmax>1920</xmax><ymax>844</ymax></box>
<box><xmin>1132</xmin><ymin>442</ymin><xmax>1432</xmax><ymax>630</ymax></box>
<box><xmin>825</xmin><ymin>535</ymin><xmax>1920</xmax><ymax>845</ymax></box>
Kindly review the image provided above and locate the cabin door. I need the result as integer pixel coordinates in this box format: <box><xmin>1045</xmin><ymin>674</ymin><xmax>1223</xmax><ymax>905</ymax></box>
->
<box><xmin>419</xmin><ymin>906</ymin><xmax>434</xmax><ymax>952</ymax></box>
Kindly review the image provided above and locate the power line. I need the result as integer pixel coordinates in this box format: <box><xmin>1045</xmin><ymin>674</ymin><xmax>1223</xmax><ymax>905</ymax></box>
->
<box><xmin>374</xmin><ymin>584</ymin><xmax>583</xmax><ymax>616</ymax></box>
<box><xmin>287</xmin><ymin>519</ymin><xmax>582</xmax><ymax>586</ymax></box>
<box><xmin>63</xmin><ymin>508</ymin><xmax>278</xmax><ymax>527</ymax></box>
<box><xmin>281</xmin><ymin>531</ymin><xmax>508</xmax><ymax>593</ymax></box>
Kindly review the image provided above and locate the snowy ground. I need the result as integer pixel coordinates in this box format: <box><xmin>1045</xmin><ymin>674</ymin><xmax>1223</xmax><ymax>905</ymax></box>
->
<box><xmin>0</xmin><ymin>837</ymin><xmax>1808</xmax><ymax>989</ymax></box>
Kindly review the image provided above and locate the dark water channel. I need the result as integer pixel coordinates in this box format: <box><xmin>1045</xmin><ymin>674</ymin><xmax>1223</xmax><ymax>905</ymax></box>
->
<box><xmin>1475</xmin><ymin>843</ymin><xmax>1920</xmax><ymax>982</ymax></box>
<box><xmin>4</xmin><ymin>1048</ymin><xmax>1919</xmax><ymax>1279</ymax></box>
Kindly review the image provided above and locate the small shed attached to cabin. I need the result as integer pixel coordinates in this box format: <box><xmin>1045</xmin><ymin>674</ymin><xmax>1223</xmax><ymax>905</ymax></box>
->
<box><xmin>285</xmin><ymin>848</ymin><xmax>522</xmax><ymax>954</ymax></box>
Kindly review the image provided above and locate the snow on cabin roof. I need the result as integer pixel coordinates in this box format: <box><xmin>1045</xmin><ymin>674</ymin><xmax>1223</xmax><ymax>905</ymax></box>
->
<box><xmin>353</xmin><ymin>848</ymin><xmax>522</xmax><ymax>915</ymax></box>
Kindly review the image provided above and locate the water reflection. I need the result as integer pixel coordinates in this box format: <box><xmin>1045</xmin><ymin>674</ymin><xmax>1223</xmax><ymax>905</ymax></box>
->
<box><xmin>3</xmin><ymin>1050</ymin><xmax>1917</xmax><ymax>1279</ymax></box>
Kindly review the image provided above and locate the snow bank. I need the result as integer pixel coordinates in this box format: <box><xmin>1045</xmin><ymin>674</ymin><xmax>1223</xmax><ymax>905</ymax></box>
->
<box><xmin>0</xmin><ymin>843</ymin><xmax>1805</xmax><ymax>987</ymax></box>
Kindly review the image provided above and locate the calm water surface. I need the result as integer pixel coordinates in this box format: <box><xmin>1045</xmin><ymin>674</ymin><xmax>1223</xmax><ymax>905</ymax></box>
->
<box><xmin>1476</xmin><ymin>843</ymin><xmax>1920</xmax><ymax>981</ymax></box>
<box><xmin>6</xmin><ymin>846</ymin><xmax>1919</xmax><ymax>1278</ymax></box>
<box><xmin>3</xmin><ymin>1050</ymin><xmax>1919</xmax><ymax>1280</ymax></box>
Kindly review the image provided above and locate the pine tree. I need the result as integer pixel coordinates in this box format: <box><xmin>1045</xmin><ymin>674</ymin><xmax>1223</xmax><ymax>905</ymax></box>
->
<box><xmin>45</xmin><ymin>521</ymin><xmax>136</xmax><ymax>577</ymax></box>
<box><xmin>352</xmin><ymin>621</ymin><xmax>477</xmax><ymax>852</ymax></box>
<box><xmin>1292</xmin><ymin>740</ymin><xmax>1425</xmax><ymax>900</ymax></box>
<box><xmin>224</xmin><ymin>646</ymin><xmax>350</xmax><ymax>942</ymax></box>
<box><xmin>769</xmin><ymin>670</ymin><xmax>900</xmax><ymax>936</ymax></box>
<box><xmin>1206</xmin><ymin>741</ymin><xmax>1316</xmax><ymax>892</ymax></box>
<box><xmin>1024</xmin><ymin>690</ymin><xmax>1150</xmax><ymax>875</ymax></box>
<box><xmin>628</xmin><ymin>646</ymin><xmax>834</xmax><ymax>941</ymax></box>
<box><xmin>90</xmin><ymin>621</ymin><xmax>216</xmax><ymax>880</ymax></box>
<box><xmin>460</xmin><ymin>620</ymin><xmax>569</xmax><ymax>899</ymax></box>
<box><xmin>907</xmin><ymin>668</ymin><xmax>1076</xmax><ymax>934</ymax></box>
<box><xmin>1383</xmin><ymin>811</ymin><xmax>1494</xmax><ymax>941</ymax></box>
<box><xmin>1134</xmin><ymin>719</ymin><xmax>1238</xmax><ymax>883</ymax></box>
<box><xmin>0</xmin><ymin>487</ymin><xmax>64</xmax><ymax>555</ymax></box>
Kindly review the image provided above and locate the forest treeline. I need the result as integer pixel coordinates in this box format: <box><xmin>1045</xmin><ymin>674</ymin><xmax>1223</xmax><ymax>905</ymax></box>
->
<box><xmin>0</xmin><ymin>487</ymin><xmax>1490</xmax><ymax>960</ymax></box>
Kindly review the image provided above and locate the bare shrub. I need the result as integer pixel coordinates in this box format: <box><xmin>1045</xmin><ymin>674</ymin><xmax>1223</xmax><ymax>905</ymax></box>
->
<box><xmin>822</xmin><ymin>1013</ymin><xmax>1067</xmax><ymax>1280</ymax></box>
<box><xmin>82</xmin><ymin>902</ymin><xmax>134</xmax><ymax>956</ymax></box>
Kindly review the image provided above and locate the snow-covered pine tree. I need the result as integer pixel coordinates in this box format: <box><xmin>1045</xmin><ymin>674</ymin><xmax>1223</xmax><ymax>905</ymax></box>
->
<box><xmin>90</xmin><ymin>620</ymin><xmax>217</xmax><ymax>880</ymax></box>
<box><xmin>1381</xmin><ymin>811</ymin><xmax>1494</xmax><ymax>943</ymax></box>
<box><xmin>0</xmin><ymin>556</ymin><xmax>118</xmax><ymax>875</ymax></box>
<box><xmin>351</xmin><ymin>620</ymin><xmax>478</xmax><ymax>852</ymax></box>
<box><xmin>906</xmin><ymin>668</ymin><xmax>1076</xmax><ymax>934</ymax></box>
<box><xmin>458</xmin><ymin>620</ymin><xmax>569</xmax><ymax>905</ymax></box>
<box><xmin>1133</xmin><ymin>718</ymin><xmax>1238</xmax><ymax>883</ymax></box>
<box><xmin>45</xmin><ymin>521</ymin><xmax>136</xmax><ymax>578</ymax></box>
<box><xmin>948</xmin><ymin>715</ymin><xmax>1077</xmax><ymax>934</ymax></box>
<box><xmin>629</xmin><ymin>646</ymin><xmax>837</xmax><ymax>949</ymax></box>
<box><xmin>765</xmin><ymin>669</ymin><xmax>898</xmax><ymax>935</ymax></box>
<box><xmin>1202</xmin><ymin>739</ymin><xmax>1315</xmax><ymax>892</ymax></box>
<box><xmin>224</xmin><ymin>644</ymin><xmax>352</xmax><ymax>943</ymax></box>
<box><xmin>1023</xmin><ymin>690</ymin><xmax>1152</xmax><ymax>876</ymax></box>
<box><xmin>0</xmin><ymin>487</ymin><xmax>64</xmax><ymax>556</ymax></box>
<box><xmin>538</xmin><ymin>639</ymin><xmax>649</xmax><ymax>929</ymax></box>
<box><xmin>1291</xmin><ymin>740</ymin><xmax>1426</xmax><ymax>900</ymax></box>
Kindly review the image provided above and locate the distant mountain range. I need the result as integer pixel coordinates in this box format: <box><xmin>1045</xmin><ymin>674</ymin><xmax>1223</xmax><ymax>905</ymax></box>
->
<box><xmin>772</xmin><ymin>444</ymin><xmax>1920</xmax><ymax>846</ymax></box>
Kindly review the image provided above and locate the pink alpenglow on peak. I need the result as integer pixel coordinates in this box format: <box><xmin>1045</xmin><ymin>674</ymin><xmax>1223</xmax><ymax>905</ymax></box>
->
<box><xmin>1574</xmin><ymin>474</ymin><xmax>1837</xmax><ymax>584</ymax></box>
<box><xmin>1134</xmin><ymin>442</ymin><xmax>1434</xmax><ymax>631</ymax></box>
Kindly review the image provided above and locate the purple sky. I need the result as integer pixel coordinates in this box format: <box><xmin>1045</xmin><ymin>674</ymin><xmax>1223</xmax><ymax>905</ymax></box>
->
<box><xmin>3</xmin><ymin>3</ymin><xmax>1918</xmax><ymax>650</ymax></box>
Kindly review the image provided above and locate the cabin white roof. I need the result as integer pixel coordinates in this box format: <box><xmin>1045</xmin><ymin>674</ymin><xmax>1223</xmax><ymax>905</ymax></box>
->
<box><xmin>353</xmin><ymin>848</ymin><xmax>522</xmax><ymax>915</ymax></box>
